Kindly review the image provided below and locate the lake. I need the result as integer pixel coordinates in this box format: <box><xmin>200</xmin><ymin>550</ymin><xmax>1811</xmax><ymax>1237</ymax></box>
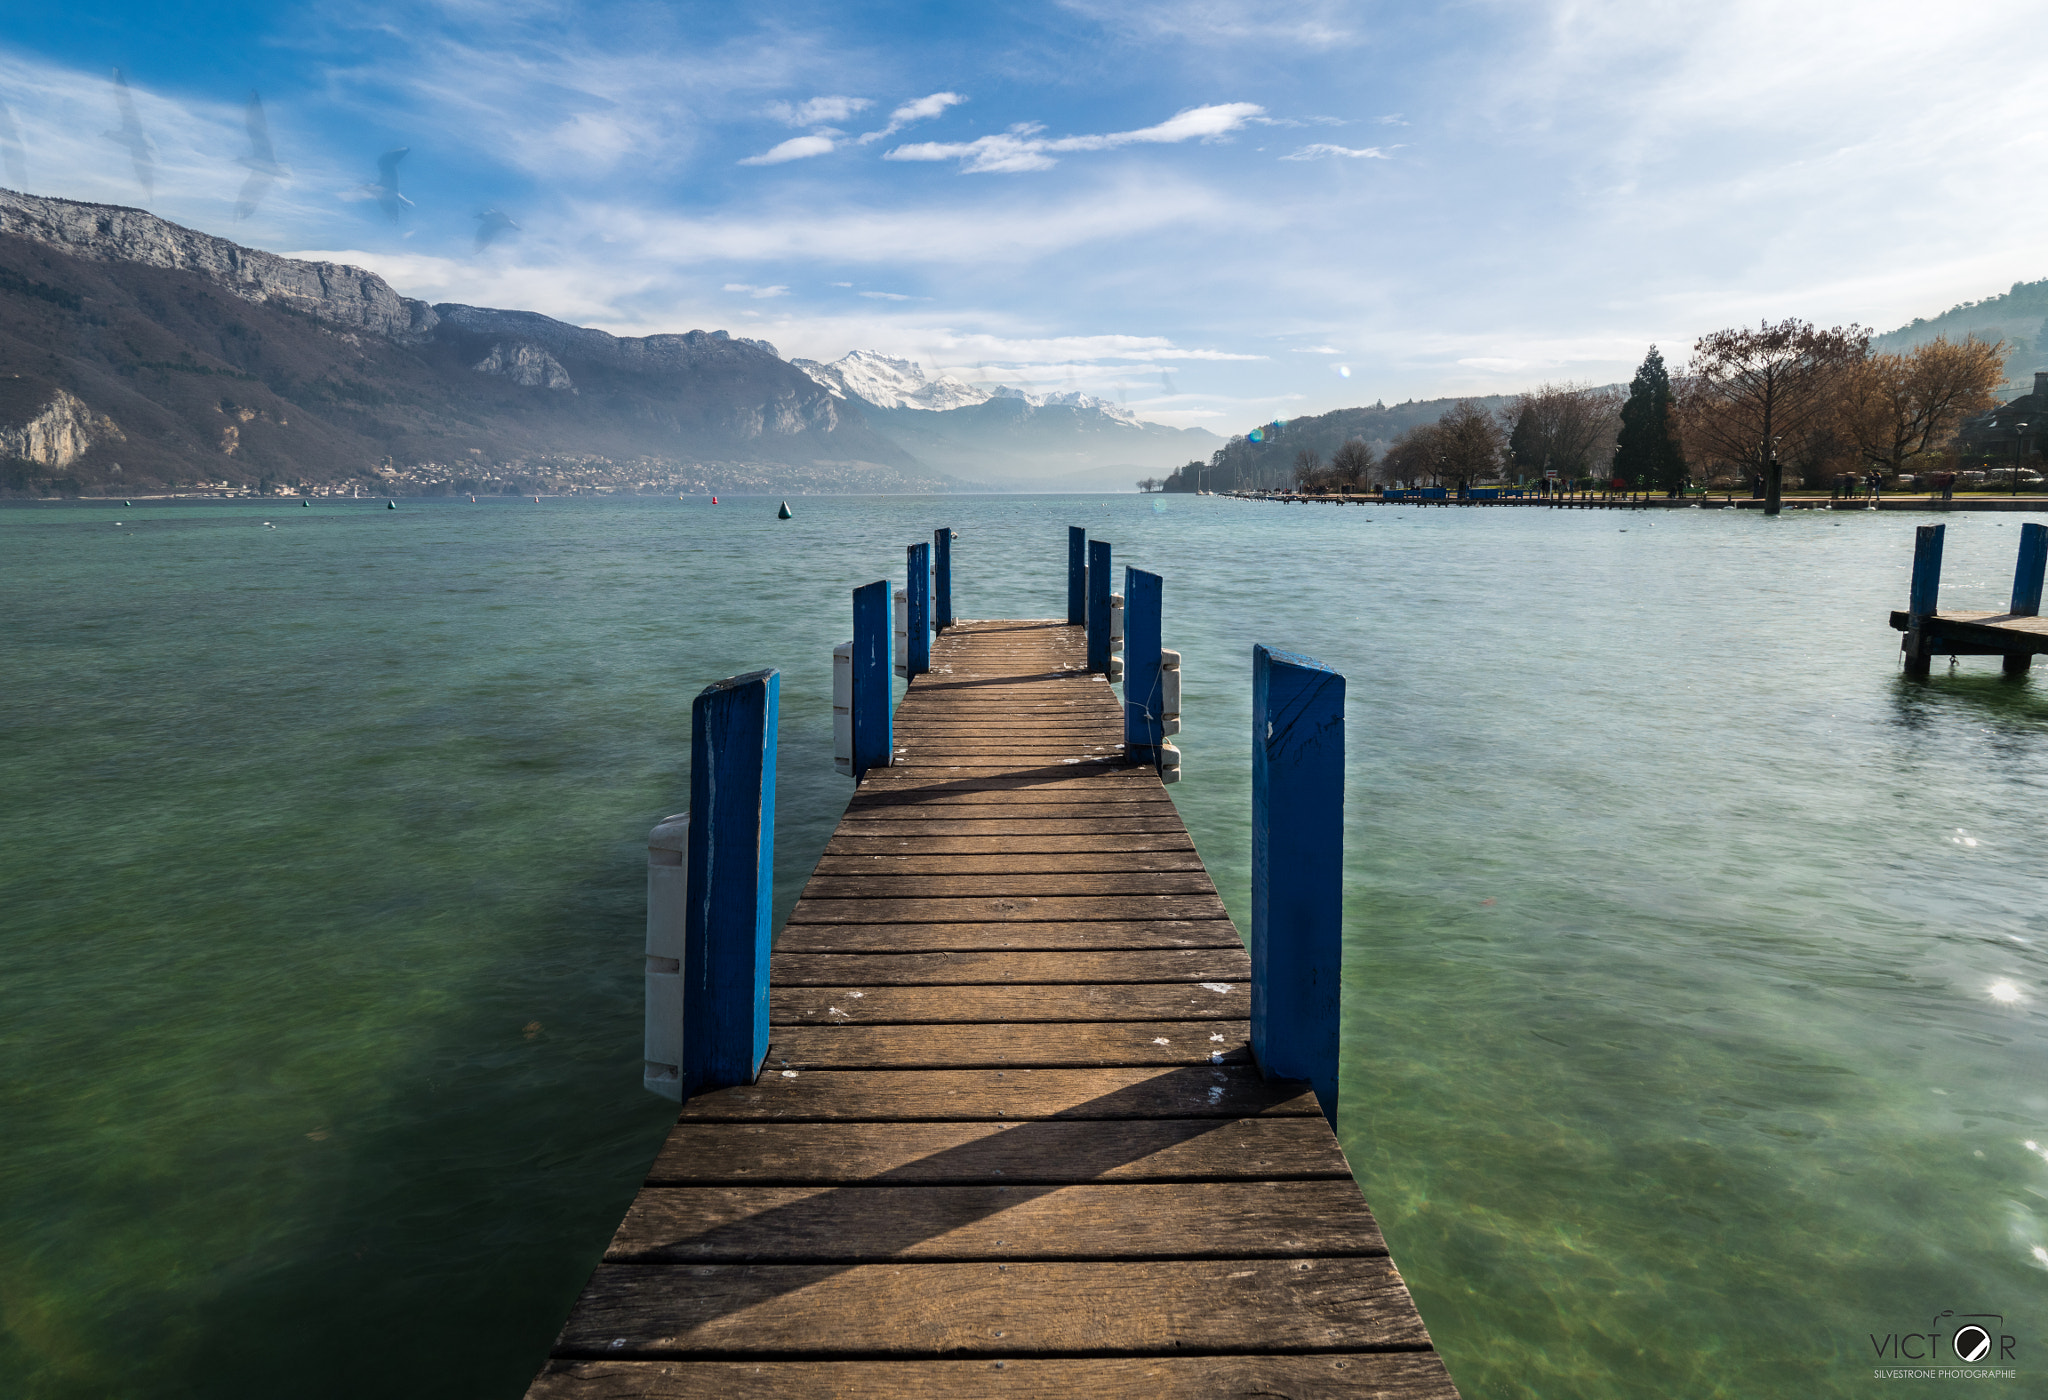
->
<box><xmin>3</xmin><ymin>493</ymin><xmax>2042</xmax><ymax>1396</ymax></box>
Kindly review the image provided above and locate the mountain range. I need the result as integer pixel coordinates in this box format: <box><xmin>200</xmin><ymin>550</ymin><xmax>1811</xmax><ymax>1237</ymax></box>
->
<box><xmin>0</xmin><ymin>189</ymin><xmax>1208</xmax><ymax>497</ymax></box>
<box><xmin>795</xmin><ymin>351</ymin><xmax>1221</xmax><ymax>490</ymax></box>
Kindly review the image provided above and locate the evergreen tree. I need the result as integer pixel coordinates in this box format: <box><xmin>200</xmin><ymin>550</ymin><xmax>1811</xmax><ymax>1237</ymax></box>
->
<box><xmin>1507</xmin><ymin>405</ymin><xmax>1541</xmax><ymax>475</ymax></box>
<box><xmin>1614</xmin><ymin>346</ymin><xmax>1686</xmax><ymax>492</ymax></box>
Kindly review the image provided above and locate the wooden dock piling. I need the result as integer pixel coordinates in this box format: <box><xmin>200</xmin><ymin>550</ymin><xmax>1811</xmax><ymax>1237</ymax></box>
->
<box><xmin>1086</xmin><ymin>538</ymin><xmax>1113</xmax><ymax>675</ymax></box>
<box><xmin>681</xmin><ymin>670</ymin><xmax>779</xmax><ymax>1096</ymax></box>
<box><xmin>850</xmin><ymin>581</ymin><xmax>891</xmax><ymax>780</ymax></box>
<box><xmin>1250</xmin><ymin>645</ymin><xmax>1345</xmax><ymax>1126</ymax></box>
<box><xmin>532</xmin><ymin>607</ymin><xmax>1459</xmax><ymax>1398</ymax></box>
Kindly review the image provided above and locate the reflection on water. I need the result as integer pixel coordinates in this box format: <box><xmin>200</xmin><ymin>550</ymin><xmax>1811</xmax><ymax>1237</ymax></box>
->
<box><xmin>1</xmin><ymin>496</ymin><xmax>2044</xmax><ymax>1398</ymax></box>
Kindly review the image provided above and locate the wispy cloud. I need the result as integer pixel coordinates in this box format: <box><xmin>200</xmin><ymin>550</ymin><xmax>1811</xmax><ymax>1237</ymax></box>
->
<box><xmin>767</xmin><ymin>96</ymin><xmax>870</xmax><ymax>126</ymax></box>
<box><xmin>724</xmin><ymin>282</ymin><xmax>790</xmax><ymax>297</ymax></box>
<box><xmin>1058</xmin><ymin>0</ymin><xmax>1363</xmax><ymax>50</ymax></box>
<box><xmin>739</xmin><ymin>132</ymin><xmax>841</xmax><ymax>165</ymax></box>
<box><xmin>859</xmin><ymin>290</ymin><xmax>920</xmax><ymax>300</ymax></box>
<box><xmin>887</xmin><ymin>102</ymin><xmax>1263</xmax><ymax>173</ymax></box>
<box><xmin>1280</xmin><ymin>143</ymin><xmax>1392</xmax><ymax>161</ymax></box>
<box><xmin>855</xmin><ymin>91</ymin><xmax>966</xmax><ymax>145</ymax></box>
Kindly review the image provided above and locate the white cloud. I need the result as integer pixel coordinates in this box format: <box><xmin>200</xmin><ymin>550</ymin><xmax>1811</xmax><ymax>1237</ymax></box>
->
<box><xmin>887</xmin><ymin>102</ymin><xmax>1263</xmax><ymax>173</ymax></box>
<box><xmin>583</xmin><ymin>173</ymin><xmax>1239</xmax><ymax>265</ymax></box>
<box><xmin>1280</xmin><ymin>143</ymin><xmax>1392</xmax><ymax>161</ymax></box>
<box><xmin>859</xmin><ymin>290</ymin><xmax>919</xmax><ymax>300</ymax></box>
<box><xmin>724</xmin><ymin>282</ymin><xmax>790</xmax><ymax>297</ymax></box>
<box><xmin>1294</xmin><ymin>345</ymin><xmax>1342</xmax><ymax>354</ymax></box>
<box><xmin>856</xmin><ymin>91</ymin><xmax>967</xmax><ymax>145</ymax></box>
<box><xmin>1057</xmin><ymin>1</ymin><xmax>1363</xmax><ymax>50</ymax></box>
<box><xmin>767</xmin><ymin>96</ymin><xmax>871</xmax><ymax>126</ymax></box>
<box><xmin>739</xmin><ymin>133</ymin><xmax>839</xmax><ymax>166</ymax></box>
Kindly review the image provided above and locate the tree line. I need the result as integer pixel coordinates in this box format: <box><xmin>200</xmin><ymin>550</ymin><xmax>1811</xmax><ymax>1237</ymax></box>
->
<box><xmin>1162</xmin><ymin>323</ymin><xmax>2015</xmax><ymax>495</ymax></box>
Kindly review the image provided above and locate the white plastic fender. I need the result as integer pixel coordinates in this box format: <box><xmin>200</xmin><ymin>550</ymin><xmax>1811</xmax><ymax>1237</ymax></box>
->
<box><xmin>893</xmin><ymin>588</ymin><xmax>909</xmax><ymax>679</ymax></box>
<box><xmin>1109</xmin><ymin>591</ymin><xmax>1124</xmax><ymax>653</ymax></box>
<box><xmin>644</xmin><ymin>812</ymin><xmax>690</xmax><ymax>1100</ymax></box>
<box><xmin>1107</xmin><ymin>655</ymin><xmax>1124</xmax><ymax>683</ymax></box>
<box><xmin>832</xmin><ymin>642</ymin><xmax>853</xmax><ymax>776</ymax></box>
<box><xmin>1159</xmin><ymin>741</ymin><xmax>1182</xmax><ymax>784</ymax></box>
<box><xmin>1159</xmin><ymin>648</ymin><xmax>1182</xmax><ymax>735</ymax></box>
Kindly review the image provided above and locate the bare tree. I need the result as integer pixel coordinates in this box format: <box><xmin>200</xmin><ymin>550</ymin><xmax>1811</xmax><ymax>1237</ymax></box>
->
<box><xmin>1840</xmin><ymin>335</ymin><xmax>2007</xmax><ymax>475</ymax></box>
<box><xmin>1435</xmin><ymin>400</ymin><xmax>1506</xmax><ymax>490</ymax></box>
<box><xmin>1382</xmin><ymin>422</ymin><xmax>1442</xmax><ymax>486</ymax></box>
<box><xmin>1504</xmin><ymin>382</ymin><xmax>1622</xmax><ymax>481</ymax></box>
<box><xmin>1292</xmin><ymin>448</ymin><xmax>1323</xmax><ymax>491</ymax></box>
<box><xmin>1683</xmin><ymin>318</ymin><xmax>1869</xmax><ymax>512</ymax></box>
<box><xmin>1330</xmin><ymin>438</ymin><xmax>1376</xmax><ymax>491</ymax></box>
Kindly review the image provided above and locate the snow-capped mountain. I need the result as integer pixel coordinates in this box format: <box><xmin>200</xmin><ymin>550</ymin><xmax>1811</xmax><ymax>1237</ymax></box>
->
<box><xmin>793</xmin><ymin>350</ymin><xmax>1143</xmax><ymax>424</ymax></box>
<box><xmin>786</xmin><ymin>348</ymin><xmax>1218</xmax><ymax>488</ymax></box>
<box><xmin>792</xmin><ymin>351</ymin><xmax>991</xmax><ymax>411</ymax></box>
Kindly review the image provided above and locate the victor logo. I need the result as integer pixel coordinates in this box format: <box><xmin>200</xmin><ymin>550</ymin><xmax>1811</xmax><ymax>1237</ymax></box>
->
<box><xmin>1870</xmin><ymin>1312</ymin><xmax>2014</xmax><ymax>1363</ymax></box>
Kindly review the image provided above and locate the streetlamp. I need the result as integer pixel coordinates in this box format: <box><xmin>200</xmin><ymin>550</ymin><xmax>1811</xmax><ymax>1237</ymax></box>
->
<box><xmin>2014</xmin><ymin>419</ymin><xmax>2031</xmax><ymax>495</ymax></box>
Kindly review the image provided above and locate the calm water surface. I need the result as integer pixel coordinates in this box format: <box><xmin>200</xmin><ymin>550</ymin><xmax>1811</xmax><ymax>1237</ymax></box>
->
<box><xmin>3</xmin><ymin>495</ymin><xmax>2044</xmax><ymax>1397</ymax></box>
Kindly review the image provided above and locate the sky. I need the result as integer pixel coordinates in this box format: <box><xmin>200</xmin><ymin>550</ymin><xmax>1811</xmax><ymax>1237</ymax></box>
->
<box><xmin>3</xmin><ymin>0</ymin><xmax>2046</xmax><ymax>431</ymax></box>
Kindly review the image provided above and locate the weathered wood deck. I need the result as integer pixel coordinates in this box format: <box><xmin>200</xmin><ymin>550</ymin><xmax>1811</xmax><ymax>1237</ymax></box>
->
<box><xmin>529</xmin><ymin>620</ymin><xmax>1459</xmax><ymax>1398</ymax></box>
<box><xmin>1888</xmin><ymin>608</ymin><xmax>2048</xmax><ymax>653</ymax></box>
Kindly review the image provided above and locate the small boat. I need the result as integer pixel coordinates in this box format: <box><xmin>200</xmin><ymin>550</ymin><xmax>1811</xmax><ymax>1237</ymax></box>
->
<box><xmin>387</xmin><ymin>500</ymin><xmax>396</xmax><ymax>510</ymax></box>
<box><xmin>777</xmin><ymin>500</ymin><xmax>792</xmax><ymax>519</ymax></box>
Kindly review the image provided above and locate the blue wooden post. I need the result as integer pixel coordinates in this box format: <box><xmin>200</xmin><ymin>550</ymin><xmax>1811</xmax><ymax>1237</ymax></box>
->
<box><xmin>934</xmin><ymin>528</ymin><xmax>953</xmax><ymax>631</ymax></box>
<box><xmin>906</xmin><ymin>542</ymin><xmax>931</xmax><ymax>675</ymax></box>
<box><xmin>1123</xmin><ymin>566</ymin><xmax>1164</xmax><ymax>763</ymax></box>
<box><xmin>682</xmin><ymin>668</ymin><xmax>778</xmax><ymax>1096</ymax></box>
<box><xmin>1087</xmin><ymin>539</ymin><xmax>1112</xmax><ymax>673</ymax></box>
<box><xmin>1251</xmin><ymin>644</ymin><xmax>1344</xmax><ymax>1128</ymax></box>
<box><xmin>1910</xmin><ymin>524</ymin><xmax>1944</xmax><ymax>618</ymax></box>
<box><xmin>2004</xmin><ymin>522</ymin><xmax>2046</xmax><ymax>675</ymax></box>
<box><xmin>1904</xmin><ymin>524</ymin><xmax>1944</xmax><ymax>678</ymax></box>
<box><xmin>2011</xmin><ymin>522</ymin><xmax>2046</xmax><ymax>616</ymax></box>
<box><xmin>1067</xmin><ymin>526</ymin><xmax>1087</xmax><ymax>625</ymax></box>
<box><xmin>851</xmin><ymin>579</ymin><xmax>892</xmax><ymax>778</ymax></box>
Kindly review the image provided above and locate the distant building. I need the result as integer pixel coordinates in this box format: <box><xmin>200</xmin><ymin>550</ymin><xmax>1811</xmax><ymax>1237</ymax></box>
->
<box><xmin>1955</xmin><ymin>371</ymin><xmax>2048</xmax><ymax>465</ymax></box>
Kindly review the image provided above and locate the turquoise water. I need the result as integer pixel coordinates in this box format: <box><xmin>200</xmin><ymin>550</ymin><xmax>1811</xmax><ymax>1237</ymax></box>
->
<box><xmin>3</xmin><ymin>495</ymin><xmax>2044</xmax><ymax>1397</ymax></box>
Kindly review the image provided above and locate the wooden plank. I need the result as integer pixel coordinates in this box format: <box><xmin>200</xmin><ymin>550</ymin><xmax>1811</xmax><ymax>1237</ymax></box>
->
<box><xmin>645</xmin><ymin>1116</ymin><xmax>1350</xmax><ymax>1184</ymax></box>
<box><xmin>529</xmin><ymin>1352</ymin><xmax>1463</xmax><ymax>1399</ymax></box>
<box><xmin>827</xmin><ymin>810</ymin><xmax>1196</xmax><ymax>830</ymax></box>
<box><xmin>678</xmin><ymin>1065</ymin><xmax>1322</xmax><ymax>1121</ymax></box>
<box><xmin>786</xmin><ymin>894</ymin><xmax>1233</xmax><ymax>924</ymax></box>
<box><xmin>844</xmin><ymin>793</ymin><xmax>1176</xmax><ymax>810</ymax></box>
<box><xmin>769</xmin><ymin>982</ymin><xmax>1249</xmax><ymax>1025</ymax></box>
<box><xmin>604</xmin><ymin>1180</ymin><xmax>1388</xmax><ymax>1263</ymax></box>
<box><xmin>772</xmin><ymin>949</ymin><xmax>1247</xmax><ymax>985</ymax></box>
<box><xmin>849</xmin><ymin>779</ymin><xmax>1162</xmax><ymax>798</ymax></box>
<box><xmin>552</xmin><ymin>1257</ymin><xmax>1433</xmax><ymax>1356</ymax></box>
<box><xmin>811</xmin><ymin>850</ymin><xmax>1203</xmax><ymax>873</ymax></box>
<box><xmin>763</xmin><ymin>1020</ymin><xmax>1250</xmax><ymax>1069</ymax></box>
<box><xmin>821</xmin><ymin>834</ymin><xmax>1198</xmax><ymax>857</ymax></box>
<box><xmin>796</xmin><ymin>872</ymin><xmax>1218</xmax><ymax>899</ymax></box>
<box><xmin>773</xmin><ymin>920</ymin><xmax>1243</xmax><ymax>953</ymax></box>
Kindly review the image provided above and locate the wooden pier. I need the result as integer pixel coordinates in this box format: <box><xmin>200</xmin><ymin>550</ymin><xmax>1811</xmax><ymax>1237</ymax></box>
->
<box><xmin>1892</xmin><ymin>522</ymin><xmax>2048</xmax><ymax>677</ymax></box>
<box><xmin>529</xmin><ymin>619</ymin><xmax>1458</xmax><ymax>1398</ymax></box>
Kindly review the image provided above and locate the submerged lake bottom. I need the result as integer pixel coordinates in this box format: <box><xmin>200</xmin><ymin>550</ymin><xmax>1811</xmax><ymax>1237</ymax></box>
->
<box><xmin>2</xmin><ymin>493</ymin><xmax>2044</xmax><ymax>1398</ymax></box>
